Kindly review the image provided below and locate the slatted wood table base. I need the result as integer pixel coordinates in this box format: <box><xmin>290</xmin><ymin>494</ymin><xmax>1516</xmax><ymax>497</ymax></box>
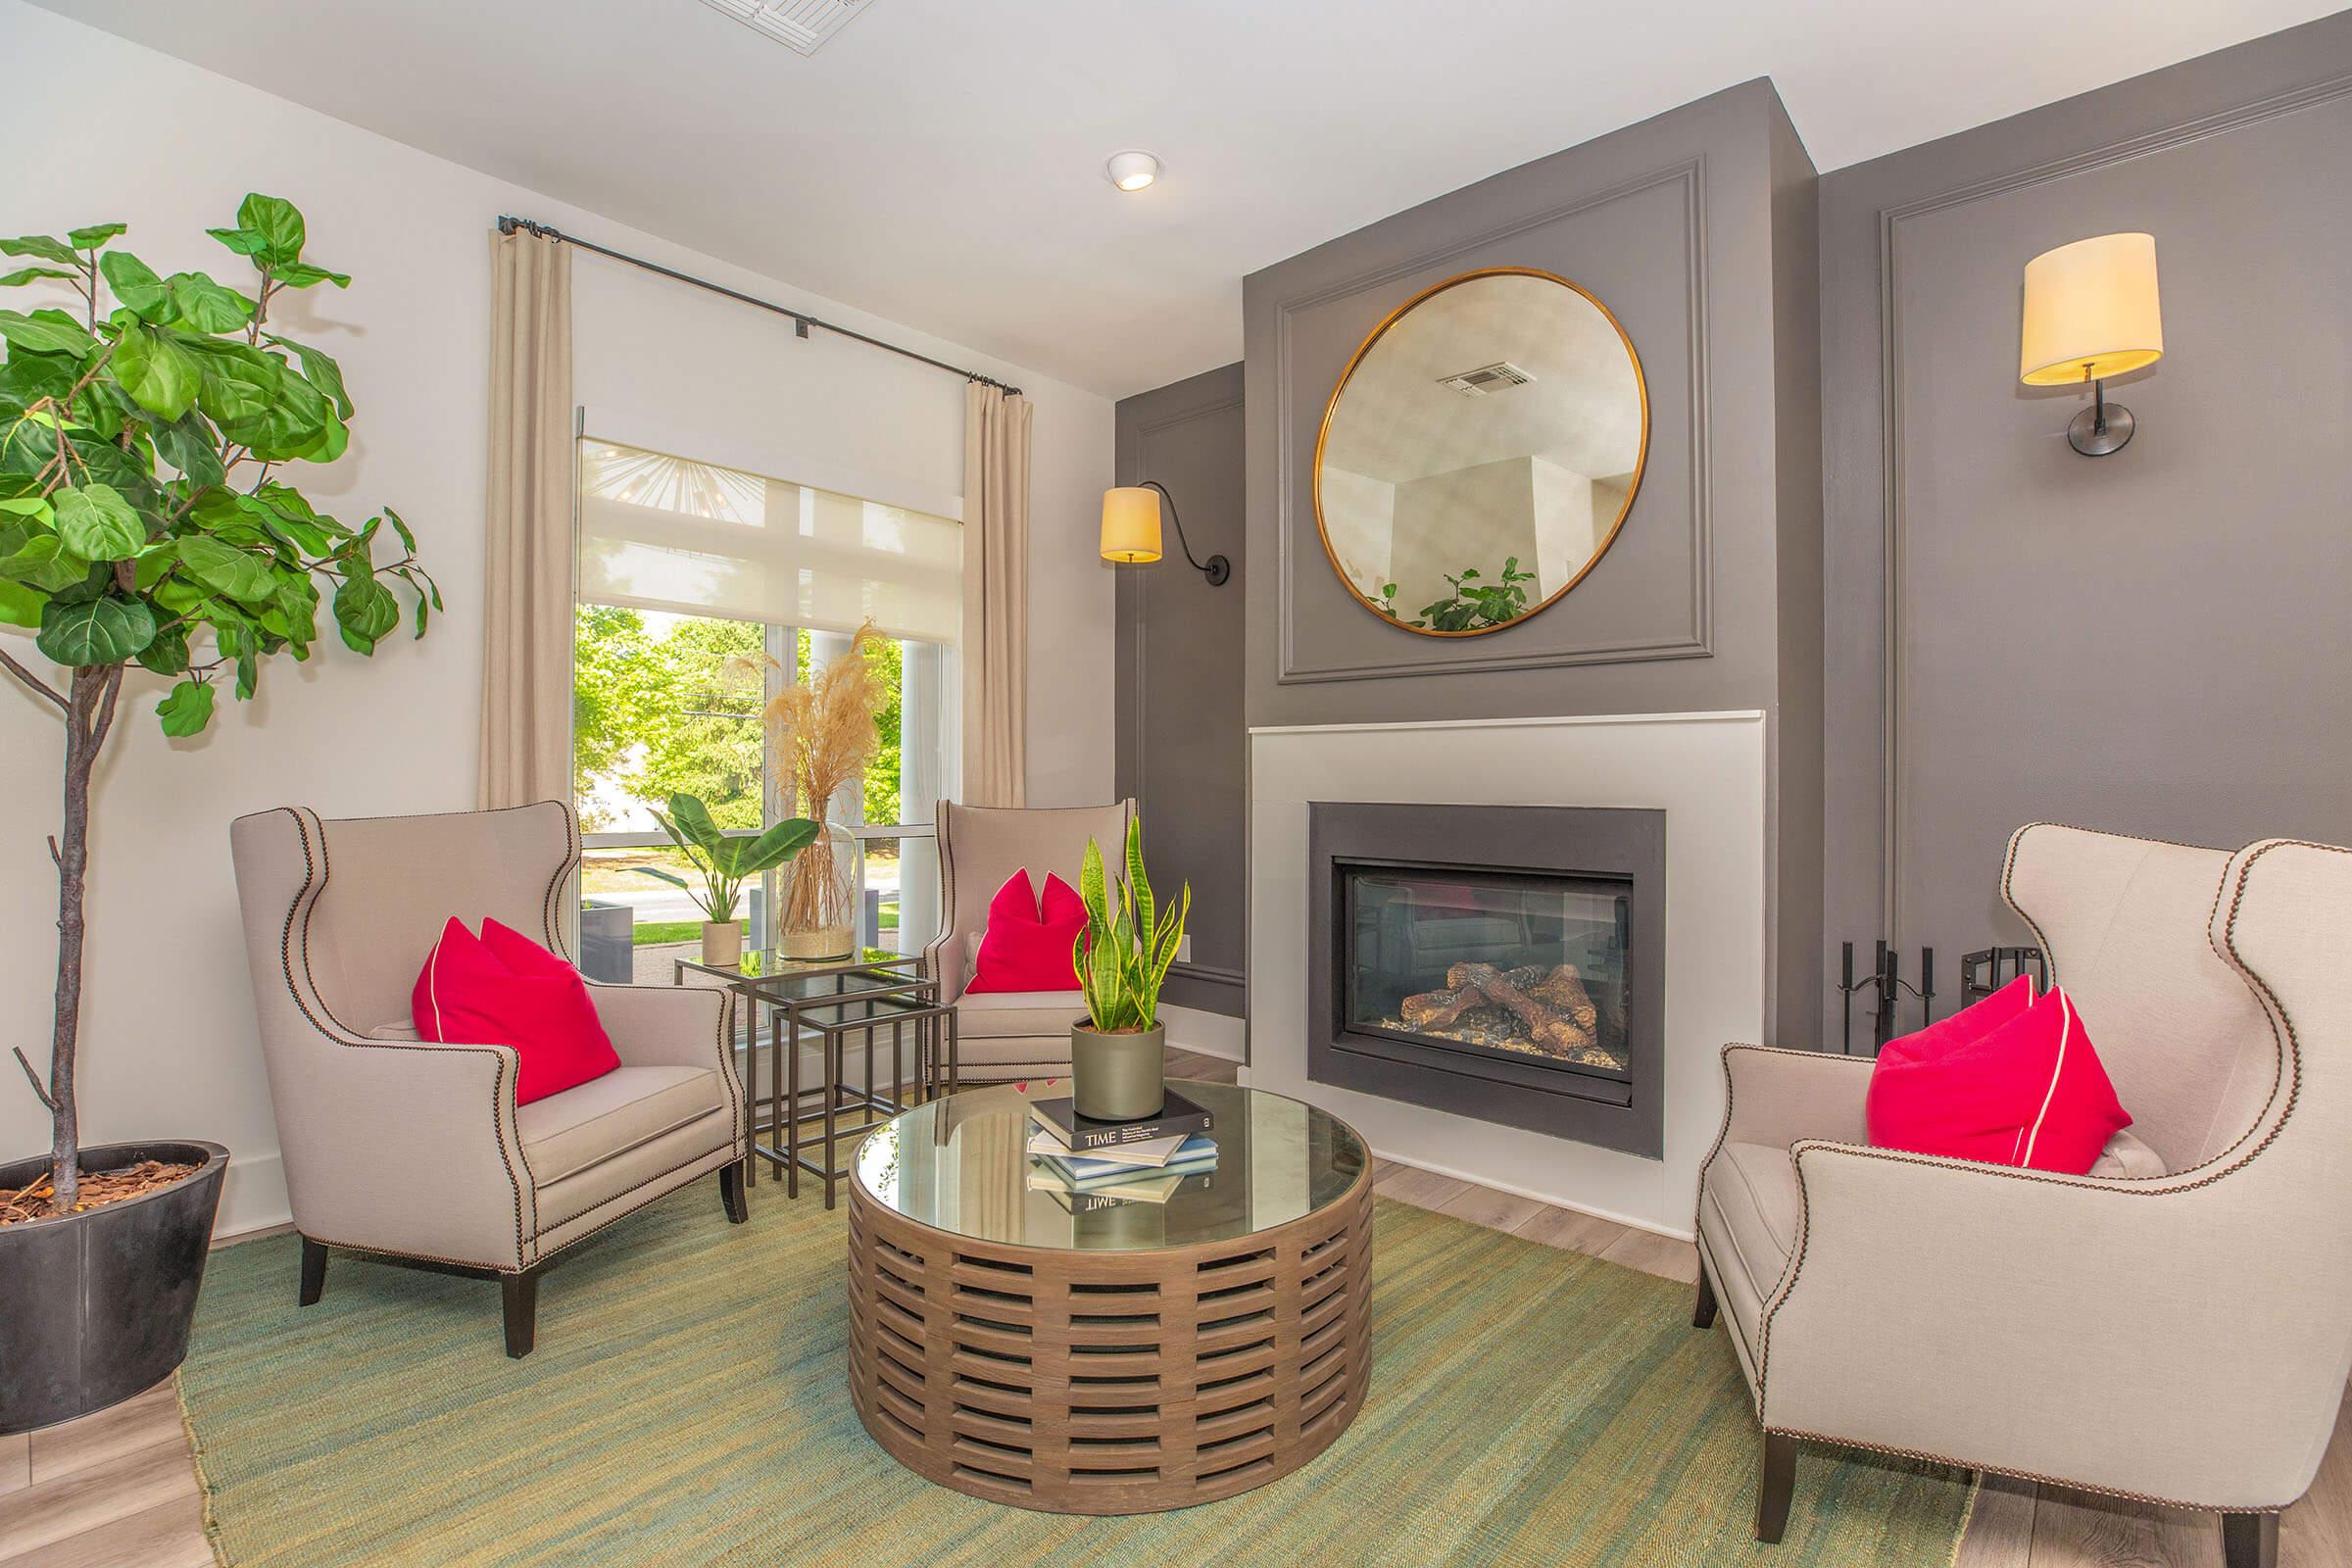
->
<box><xmin>847</xmin><ymin>1170</ymin><xmax>1374</xmax><ymax>1514</ymax></box>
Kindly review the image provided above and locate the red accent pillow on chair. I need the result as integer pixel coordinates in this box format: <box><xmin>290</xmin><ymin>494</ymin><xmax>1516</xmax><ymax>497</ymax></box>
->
<box><xmin>964</xmin><ymin>869</ymin><xmax>1087</xmax><ymax>994</ymax></box>
<box><xmin>1866</xmin><ymin>981</ymin><xmax>2132</xmax><ymax>1174</ymax></box>
<box><xmin>412</xmin><ymin>917</ymin><xmax>618</xmax><ymax>1104</ymax></box>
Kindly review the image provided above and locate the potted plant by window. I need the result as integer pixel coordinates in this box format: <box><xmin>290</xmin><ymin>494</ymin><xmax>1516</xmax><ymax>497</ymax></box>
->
<box><xmin>637</xmin><ymin>792</ymin><xmax>818</xmax><ymax>966</ymax></box>
<box><xmin>1070</xmin><ymin>816</ymin><xmax>1190</xmax><ymax>1122</ymax></box>
<box><xmin>0</xmin><ymin>198</ymin><xmax>439</xmax><ymax>1434</ymax></box>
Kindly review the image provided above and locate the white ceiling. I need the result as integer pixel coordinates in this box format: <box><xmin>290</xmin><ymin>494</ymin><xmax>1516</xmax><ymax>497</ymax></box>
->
<box><xmin>28</xmin><ymin>0</ymin><xmax>2332</xmax><ymax>399</ymax></box>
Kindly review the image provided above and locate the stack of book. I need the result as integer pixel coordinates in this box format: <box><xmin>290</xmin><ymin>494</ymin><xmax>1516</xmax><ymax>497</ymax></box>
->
<box><xmin>1026</xmin><ymin>1090</ymin><xmax>1217</xmax><ymax>1206</ymax></box>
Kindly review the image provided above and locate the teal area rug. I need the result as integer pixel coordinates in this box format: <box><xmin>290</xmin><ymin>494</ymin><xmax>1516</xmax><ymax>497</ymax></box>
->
<box><xmin>178</xmin><ymin>1187</ymin><xmax>1974</xmax><ymax>1565</ymax></box>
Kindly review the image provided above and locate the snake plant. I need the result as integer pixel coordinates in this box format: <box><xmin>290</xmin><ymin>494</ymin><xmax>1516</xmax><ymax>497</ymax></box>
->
<box><xmin>1072</xmin><ymin>814</ymin><xmax>1190</xmax><ymax>1033</ymax></box>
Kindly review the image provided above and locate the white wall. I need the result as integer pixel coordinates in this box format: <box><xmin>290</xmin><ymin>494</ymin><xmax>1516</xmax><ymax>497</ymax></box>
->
<box><xmin>0</xmin><ymin>0</ymin><xmax>1114</xmax><ymax>1233</ymax></box>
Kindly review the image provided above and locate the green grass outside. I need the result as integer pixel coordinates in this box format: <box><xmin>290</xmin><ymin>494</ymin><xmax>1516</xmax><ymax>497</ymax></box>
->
<box><xmin>629</xmin><ymin>914</ymin><xmax>898</xmax><ymax>948</ymax></box>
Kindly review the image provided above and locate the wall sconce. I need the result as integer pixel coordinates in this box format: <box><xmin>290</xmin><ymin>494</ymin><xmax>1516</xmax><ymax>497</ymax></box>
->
<box><xmin>2020</xmin><ymin>231</ymin><xmax>2164</xmax><ymax>457</ymax></box>
<box><xmin>1100</xmin><ymin>481</ymin><xmax>1230</xmax><ymax>586</ymax></box>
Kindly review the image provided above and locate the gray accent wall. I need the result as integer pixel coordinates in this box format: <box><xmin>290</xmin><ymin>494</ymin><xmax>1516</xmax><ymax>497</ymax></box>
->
<box><xmin>1241</xmin><ymin>78</ymin><xmax>1824</xmax><ymax>1050</ymax></box>
<box><xmin>1114</xmin><ymin>364</ymin><xmax>1249</xmax><ymax>1016</ymax></box>
<box><xmin>1817</xmin><ymin>12</ymin><xmax>2352</xmax><ymax>1042</ymax></box>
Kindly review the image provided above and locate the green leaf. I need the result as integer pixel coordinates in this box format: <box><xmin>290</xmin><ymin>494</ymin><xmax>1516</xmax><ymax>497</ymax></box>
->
<box><xmin>0</xmin><ymin>354</ymin><xmax>75</xmax><ymax>420</ymax></box>
<box><xmin>0</xmin><ymin>267</ymin><xmax>77</xmax><ymax>288</ymax></box>
<box><xmin>236</xmin><ymin>195</ymin><xmax>305</xmax><ymax>266</ymax></box>
<box><xmin>111</xmin><ymin>323</ymin><xmax>202</xmax><ymax>418</ymax></box>
<box><xmin>272</xmin><ymin>262</ymin><xmax>350</xmax><ymax>290</ymax></box>
<box><xmin>382</xmin><ymin>506</ymin><xmax>413</xmax><ymax>552</ymax></box>
<box><xmin>219</xmin><ymin>354</ymin><xmax>323</xmax><ymax>459</ymax></box>
<box><xmin>0</xmin><ymin>235</ymin><xmax>78</xmax><ymax>267</ymax></box>
<box><xmin>205</xmin><ymin>226</ymin><xmax>269</xmax><ymax>259</ymax></box>
<box><xmin>150</xmin><ymin>411</ymin><xmax>225</xmax><ymax>486</ymax></box>
<box><xmin>166</xmin><ymin>272</ymin><xmax>255</xmax><ymax>333</ymax></box>
<box><xmin>728</xmin><ymin>816</ymin><xmax>819</xmax><ymax>875</ymax></box>
<box><xmin>98</xmin><ymin>251</ymin><xmax>171</xmax><ymax>321</ymax></box>
<box><xmin>0</xmin><ymin>578</ymin><xmax>45</xmax><ymax>627</ymax></box>
<box><xmin>67</xmin><ymin>223</ymin><xmax>126</xmax><ymax>250</ymax></box>
<box><xmin>178</xmin><ymin>337</ymin><xmax>281</xmax><ymax>426</ymax></box>
<box><xmin>35</xmin><ymin>594</ymin><xmax>154</xmax><ymax>665</ymax></box>
<box><xmin>0</xmin><ymin>309</ymin><xmax>96</xmax><ymax>357</ymax></box>
<box><xmin>667</xmin><ymin>793</ymin><xmax>724</xmax><ymax>852</ymax></box>
<box><xmin>176</xmin><ymin>534</ymin><xmax>279</xmax><ymax>603</ymax></box>
<box><xmin>301</xmin><ymin>413</ymin><xmax>348</xmax><ymax>464</ymax></box>
<box><xmin>331</xmin><ymin>574</ymin><xmax>398</xmax><ymax>653</ymax></box>
<box><xmin>0</xmin><ymin>535</ymin><xmax>86</xmax><ymax>593</ymax></box>
<box><xmin>53</xmin><ymin>483</ymin><xmax>145</xmax><ymax>561</ymax></box>
<box><xmin>156</xmin><ymin>678</ymin><xmax>216</xmax><ymax>737</ymax></box>
<box><xmin>264</xmin><ymin>334</ymin><xmax>352</xmax><ymax>417</ymax></box>
<box><xmin>135</xmin><ymin>622</ymin><xmax>190</xmax><ymax>675</ymax></box>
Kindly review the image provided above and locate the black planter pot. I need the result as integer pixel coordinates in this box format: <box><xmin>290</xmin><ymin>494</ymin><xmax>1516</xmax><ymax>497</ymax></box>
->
<box><xmin>0</xmin><ymin>1140</ymin><xmax>228</xmax><ymax>1436</ymax></box>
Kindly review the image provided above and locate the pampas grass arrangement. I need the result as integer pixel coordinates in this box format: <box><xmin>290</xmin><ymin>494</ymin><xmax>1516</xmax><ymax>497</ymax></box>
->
<box><xmin>764</xmin><ymin>621</ymin><xmax>886</xmax><ymax>956</ymax></box>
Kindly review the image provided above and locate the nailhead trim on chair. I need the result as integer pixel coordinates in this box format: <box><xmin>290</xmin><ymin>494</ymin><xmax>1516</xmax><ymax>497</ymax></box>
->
<box><xmin>267</xmin><ymin>806</ymin><xmax>532</xmax><ymax>1269</ymax></box>
<box><xmin>271</xmin><ymin>802</ymin><xmax>755</xmax><ymax>1270</ymax></box>
<box><xmin>2000</xmin><ymin>821</ymin><xmax>2284</xmax><ymax>1168</ymax></box>
<box><xmin>1743</xmin><ymin>835</ymin><xmax>2330</xmax><ymax>1513</ymax></box>
<box><xmin>1763</xmin><ymin>1426</ymin><xmax>2289</xmax><ymax>1514</ymax></box>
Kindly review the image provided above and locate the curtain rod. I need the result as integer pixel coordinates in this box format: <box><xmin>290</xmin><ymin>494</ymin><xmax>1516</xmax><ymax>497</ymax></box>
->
<box><xmin>496</xmin><ymin>216</ymin><xmax>1021</xmax><ymax>397</ymax></box>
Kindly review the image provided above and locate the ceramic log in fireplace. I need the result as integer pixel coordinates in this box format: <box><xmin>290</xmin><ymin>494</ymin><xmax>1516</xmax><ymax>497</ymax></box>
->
<box><xmin>1307</xmin><ymin>802</ymin><xmax>1665</xmax><ymax>1157</ymax></box>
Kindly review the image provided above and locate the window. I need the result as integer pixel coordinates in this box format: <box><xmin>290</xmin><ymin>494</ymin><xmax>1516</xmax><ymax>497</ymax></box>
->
<box><xmin>570</xmin><ymin>438</ymin><xmax>956</xmax><ymax>978</ymax></box>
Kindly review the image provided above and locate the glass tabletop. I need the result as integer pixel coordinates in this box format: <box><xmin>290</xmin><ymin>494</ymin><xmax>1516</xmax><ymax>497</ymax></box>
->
<box><xmin>853</xmin><ymin>1079</ymin><xmax>1368</xmax><ymax>1252</ymax></box>
<box><xmin>675</xmin><ymin>947</ymin><xmax>920</xmax><ymax>1000</ymax></box>
<box><xmin>790</xmin><ymin>992</ymin><xmax>950</xmax><ymax>1028</ymax></box>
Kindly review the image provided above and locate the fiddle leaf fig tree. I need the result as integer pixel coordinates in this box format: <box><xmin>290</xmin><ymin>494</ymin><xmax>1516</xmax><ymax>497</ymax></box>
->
<box><xmin>0</xmin><ymin>196</ymin><xmax>437</xmax><ymax>1215</ymax></box>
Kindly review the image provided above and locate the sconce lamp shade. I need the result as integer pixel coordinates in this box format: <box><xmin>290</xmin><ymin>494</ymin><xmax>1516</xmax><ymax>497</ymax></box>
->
<box><xmin>1100</xmin><ymin>486</ymin><xmax>1163</xmax><ymax>564</ymax></box>
<box><xmin>2020</xmin><ymin>232</ymin><xmax>2164</xmax><ymax>386</ymax></box>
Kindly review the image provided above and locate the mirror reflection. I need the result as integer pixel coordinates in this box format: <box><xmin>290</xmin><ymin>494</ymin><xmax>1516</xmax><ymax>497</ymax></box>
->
<box><xmin>1314</xmin><ymin>269</ymin><xmax>1646</xmax><ymax>634</ymax></box>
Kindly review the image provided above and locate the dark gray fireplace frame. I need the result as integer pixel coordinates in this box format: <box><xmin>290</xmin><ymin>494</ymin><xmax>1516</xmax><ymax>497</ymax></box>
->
<box><xmin>1307</xmin><ymin>802</ymin><xmax>1666</xmax><ymax>1158</ymax></box>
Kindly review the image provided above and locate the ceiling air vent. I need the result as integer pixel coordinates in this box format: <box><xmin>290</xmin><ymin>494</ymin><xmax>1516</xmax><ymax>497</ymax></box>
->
<box><xmin>689</xmin><ymin>0</ymin><xmax>876</xmax><ymax>56</ymax></box>
<box><xmin>1436</xmin><ymin>361</ymin><xmax>1536</xmax><ymax>397</ymax></box>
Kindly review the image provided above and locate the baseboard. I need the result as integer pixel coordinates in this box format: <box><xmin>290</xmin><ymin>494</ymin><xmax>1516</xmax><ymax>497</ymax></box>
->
<box><xmin>1159</xmin><ymin>1003</ymin><xmax>1245</xmax><ymax>1063</ymax></box>
<box><xmin>1369</xmin><ymin>1148</ymin><xmax>1696</xmax><ymax>1244</ymax></box>
<box><xmin>215</xmin><ymin>1150</ymin><xmax>290</xmax><ymax>1240</ymax></box>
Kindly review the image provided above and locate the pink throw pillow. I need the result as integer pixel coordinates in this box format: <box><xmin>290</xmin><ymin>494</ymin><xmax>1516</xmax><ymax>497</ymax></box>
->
<box><xmin>412</xmin><ymin>917</ymin><xmax>619</xmax><ymax>1105</ymax></box>
<box><xmin>964</xmin><ymin>869</ymin><xmax>1086</xmax><ymax>994</ymax></box>
<box><xmin>1866</xmin><ymin>983</ymin><xmax>2131</xmax><ymax>1175</ymax></box>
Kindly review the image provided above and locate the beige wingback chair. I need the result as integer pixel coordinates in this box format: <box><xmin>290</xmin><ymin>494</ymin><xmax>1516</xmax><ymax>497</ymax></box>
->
<box><xmin>1693</xmin><ymin>824</ymin><xmax>2352</xmax><ymax>1568</ymax></box>
<box><xmin>229</xmin><ymin>802</ymin><xmax>747</xmax><ymax>1358</ymax></box>
<box><xmin>923</xmin><ymin>799</ymin><xmax>1138</xmax><ymax>1082</ymax></box>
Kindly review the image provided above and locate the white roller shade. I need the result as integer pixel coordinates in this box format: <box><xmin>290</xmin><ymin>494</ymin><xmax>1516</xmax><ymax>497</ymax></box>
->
<box><xmin>579</xmin><ymin>438</ymin><xmax>960</xmax><ymax>644</ymax></box>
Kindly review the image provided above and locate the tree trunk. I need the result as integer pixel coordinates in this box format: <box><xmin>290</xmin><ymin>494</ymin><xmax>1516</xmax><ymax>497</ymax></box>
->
<box><xmin>45</xmin><ymin>664</ymin><xmax>122</xmax><ymax>1215</ymax></box>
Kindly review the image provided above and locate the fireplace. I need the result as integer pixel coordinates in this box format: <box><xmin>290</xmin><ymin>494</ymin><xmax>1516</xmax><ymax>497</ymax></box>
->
<box><xmin>1308</xmin><ymin>802</ymin><xmax>1665</xmax><ymax>1156</ymax></box>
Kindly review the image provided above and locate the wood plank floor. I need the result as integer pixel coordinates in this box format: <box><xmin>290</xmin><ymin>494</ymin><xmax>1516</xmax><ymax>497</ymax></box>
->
<box><xmin>5</xmin><ymin>1045</ymin><xmax>2343</xmax><ymax>1566</ymax></box>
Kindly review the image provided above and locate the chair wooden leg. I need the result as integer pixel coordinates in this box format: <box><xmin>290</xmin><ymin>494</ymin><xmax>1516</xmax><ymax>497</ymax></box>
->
<box><xmin>502</xmin><ymin>1268</ymin><xmax>541</xmax><ymax>1359</ymax></box>
<box><xmin>298</xmin><ymin>1237</ymin><xmax>327</xmax><ymax>1306</ymax></box>
<box><xmin>1755</xmin><ymin>1431</ymin><xmax>1796</xmax><ymax>1544</ymax></box>
<box><xmin>2222</xmin><ymin>1511</ymin><xmax>2278</xmax><ymax>1568</ymax></box>
<box><xmin>720</xmin><ymin>1161</ymin><xmax>749</xmax><ymax>1224</ymax></box>
<box><xmin>1693</xmin><ymin>1267</ymin><xmax>1718</xmax><ymax>1329</ymax></box>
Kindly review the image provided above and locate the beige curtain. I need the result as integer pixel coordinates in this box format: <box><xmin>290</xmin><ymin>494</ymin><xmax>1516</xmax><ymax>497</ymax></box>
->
<box><xmin>960</xmin><ymin>382</ymin><xmax>1031</xmax><ymax>808</ymax></box>
<box><xmin>477</xmin><ymin>228</ymin><xmax>575</xmax><ymax>810</ymax></box>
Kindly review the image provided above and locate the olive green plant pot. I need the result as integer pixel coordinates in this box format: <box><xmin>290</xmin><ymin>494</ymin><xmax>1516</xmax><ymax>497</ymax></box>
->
<box><xmin>1069</xmin><ymin>1022</ymin><xmax>1167</xmax><ymax>1123</ymax></box>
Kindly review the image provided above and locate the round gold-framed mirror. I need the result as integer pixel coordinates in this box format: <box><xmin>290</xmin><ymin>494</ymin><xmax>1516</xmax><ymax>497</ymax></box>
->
<box><xmin>1312</xmin><ymin>267</ymin><xmax>1648</xmax><ymax>636</ymax></box>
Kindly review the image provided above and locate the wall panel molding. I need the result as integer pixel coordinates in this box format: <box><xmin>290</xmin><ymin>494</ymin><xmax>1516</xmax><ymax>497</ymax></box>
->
<box><xmin>1869</xmin><ymin>67</ymin><xmax>2352</xmax><ymax>940</ymax></box>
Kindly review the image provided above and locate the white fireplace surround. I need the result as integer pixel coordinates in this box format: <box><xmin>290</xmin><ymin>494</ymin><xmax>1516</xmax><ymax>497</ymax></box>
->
<box><xmin>1247</xmin><ymin>710</ymin><xmax>1769</xmax><ymax>1238</ymax></box>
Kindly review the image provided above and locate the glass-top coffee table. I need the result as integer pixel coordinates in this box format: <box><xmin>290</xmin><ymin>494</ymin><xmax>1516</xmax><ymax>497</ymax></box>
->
<box><xmin>847</xmin><ymin>1079</ymin><xmax>1373</xmax><ymax>1514</ymax></box>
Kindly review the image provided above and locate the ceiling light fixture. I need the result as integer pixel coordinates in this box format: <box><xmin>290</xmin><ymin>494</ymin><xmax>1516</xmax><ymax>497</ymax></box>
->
<box><xmin>1105</xmin><ymin>151</ymin><xmax>1161</xmax><ymax>192</ymax></box>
